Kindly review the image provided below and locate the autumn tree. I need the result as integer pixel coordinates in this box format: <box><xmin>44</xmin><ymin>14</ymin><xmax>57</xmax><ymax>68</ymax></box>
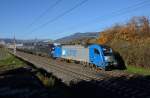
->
<box><xmin>140</xmin><ymin>16</ymin><xmax>150</xmax><ymax>36</ymax></box>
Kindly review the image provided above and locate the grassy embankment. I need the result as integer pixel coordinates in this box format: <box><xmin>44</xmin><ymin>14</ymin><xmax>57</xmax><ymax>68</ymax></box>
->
<box><xmin>125</xmin><ymin>65</ymin><xmax>150</xmax><ymax>75</ymax></box>
<box><xmin>0</xmin><ymin>48</ymin><xmax>57</xmax><ymax>88</ymax></box>
<box><xmin>0</xmin><ymin>48</ymin><xmax>26</xmax><ymax>71</ymax></box>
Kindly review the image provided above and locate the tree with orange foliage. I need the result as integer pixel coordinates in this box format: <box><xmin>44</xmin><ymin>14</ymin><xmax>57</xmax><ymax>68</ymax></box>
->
<box><xmin>140</xmin><ymin>16</ymin><xmax>150</xmax><ymax>36</ymax></box>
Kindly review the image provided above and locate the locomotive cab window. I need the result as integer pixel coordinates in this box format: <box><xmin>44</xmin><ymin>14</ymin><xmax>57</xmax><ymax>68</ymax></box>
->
<box><xmin>102</xmin><ymin>46</ymin><xmax>112</xmax><ymax>56</ymax></box>
<box><xmin>94</xmin><ymin>49</ymin><xmax>100</xmax><ymax>55</ymax></box>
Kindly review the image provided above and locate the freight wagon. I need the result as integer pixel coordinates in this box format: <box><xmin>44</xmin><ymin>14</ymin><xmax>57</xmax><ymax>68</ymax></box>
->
<box><xmin>50</xmin><ymin>44</ymin><xmax>117</xmax><ymax>70</ymax></box>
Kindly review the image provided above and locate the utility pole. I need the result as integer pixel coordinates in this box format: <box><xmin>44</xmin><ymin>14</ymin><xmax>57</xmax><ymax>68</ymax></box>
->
<box><xmin>13</xmin><ymin>33</ymin><xmax>16</xmax><ymax>54</ymax></box>
<box><xmin>34</xmin><ymin>37</ymin><xmax>37</xmax><ymax>55</ymax></box>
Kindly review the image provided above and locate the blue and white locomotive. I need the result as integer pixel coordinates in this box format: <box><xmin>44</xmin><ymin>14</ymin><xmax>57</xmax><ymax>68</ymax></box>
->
<box><xmin>50</xmin><ymin>44</ymin><xmax>117</xmax><ymax>70</ymax></box>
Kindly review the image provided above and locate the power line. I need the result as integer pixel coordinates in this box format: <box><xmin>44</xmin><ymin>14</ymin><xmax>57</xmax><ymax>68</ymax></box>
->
<box><xmin>50</xmin><ymin>0</ymin><xmax>150</xmax><ymax>38</ymax></box>
<box><xmin>13</xmin><ymin>32</ymin><xmax>16</xmax><ymax>54</ymax></box>
<box><xmin>22</xmin><ymin>0</ymin><xmax>149</xmax><ymax>39</ymax></box>
<box><xmin>29</xmin><ymin>0</ymin><xmax>63</xmax><ymax>28</ymax></box>
<box><xmin>28</xmin><ymin>0</ymin><xmax>88</xmax><ymax>34</ymax></box>
<box><xmin>59</xmin><ymin>0</ymin><xmax>149</xmax><ymax>32</ymax></box>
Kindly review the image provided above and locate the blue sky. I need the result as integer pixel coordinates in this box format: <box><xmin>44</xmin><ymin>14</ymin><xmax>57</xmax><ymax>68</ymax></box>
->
<box><xmin>0</xmin><ymin>0</ymin><xmax>150</xmax><ymax>40</ymax></box>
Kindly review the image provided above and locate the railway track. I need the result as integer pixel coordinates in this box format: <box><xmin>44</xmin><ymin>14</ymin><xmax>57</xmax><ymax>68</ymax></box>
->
<box><xmin>11</xmin><ymin>50</ymin><xmax>140</xmax><ymax>80</ymax></box>
<box><xmin>11</xmin><ymin>50</ymin><xmax>150</xmax><ymax>98</ymax></box>
<box><xmin>14</xmin><ymin>49</ymin><xmax>132</xmax><ymax>77</ymax></box>
<box><xmin>14</xmin><ymin>51</ymin><xmax>107</xmax><ymax>82</ymax></box>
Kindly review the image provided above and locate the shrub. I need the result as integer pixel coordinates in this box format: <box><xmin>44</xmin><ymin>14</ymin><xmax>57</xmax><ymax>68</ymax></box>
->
<box><xmin>36</xmin><ymin>72</ymin><xmax>55</xmax><ymax>88</ymax></box>
<box><xmin>96</xmin><ymin>16</ymin><xmax>150</xmax><ymax>68</ymax></box>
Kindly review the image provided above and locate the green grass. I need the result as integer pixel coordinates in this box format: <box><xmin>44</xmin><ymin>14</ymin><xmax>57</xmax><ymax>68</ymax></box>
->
<box><xmin>0</xmin><ymin>51</ymin><xmax>26</xmax><ymax>71</ymax></box>
<box><xmin>126</xmin><ymin>65</ymin><xmax>150</xmax><ymax>75</ymax></box>
<box><xmin>0</xmin><ymin>54</ymin><xmax>24</xmax><ymax>65</ymax></box>
<box><xmin>0</xmin><ymin>48</ymin><xmax>10</xmax><ymax>60</ymax></box>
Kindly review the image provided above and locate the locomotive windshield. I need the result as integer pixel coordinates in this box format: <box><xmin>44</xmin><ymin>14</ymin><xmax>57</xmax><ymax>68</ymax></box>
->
<box><xmin>102</xmin><ymin>45</ymin><xmax>112</xmax><ymax>56</ymax></box>
<box><xmin>94</xmin><ymin>49</ymin><xmax>100</xmax><ymax>54</ymax></box>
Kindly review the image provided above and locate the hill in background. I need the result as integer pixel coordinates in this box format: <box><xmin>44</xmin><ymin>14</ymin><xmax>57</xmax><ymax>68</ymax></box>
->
<box><xmin>55</xmin><ymin>32</ymin><xmax>99</xmax><ymax>44</ymax></box>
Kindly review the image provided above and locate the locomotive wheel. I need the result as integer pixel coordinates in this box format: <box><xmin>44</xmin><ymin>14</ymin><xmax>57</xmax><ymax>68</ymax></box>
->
<box><xmin>75</xmin><ymin>61</ymin><xmax>80</xmax><ymax>64</ymax></box>
<box><xmin>60</xmin><ymin>58</ymin><xmax>64</xmax><ymax>62</ymax></box>
<box><xmin>81</xmin><ymin>61</ymin><xmax>87</xmax><ymax>67</ymax></box>
<box><xmin>89</xmin><ymin>63</ymin><xmax>94</xmax><ymax>68</ymax></box>
<box><xmin>95</xmin><ymin>67</ymin><xmax>101</xmax><ymax>72</ymax></box>
<box><xmin>67</xmin><ymin>59</ymin><xmax>69</xmax><ymax>63</ymax></box>
<box><xmin>92</xmin><ymin>64</ymin><xmax>96</xmax><ymax>70</ymax></box>
<box><xmin>83</xmin><ymin>62</ymin><xmax>87</xmax><ymax>67</ymax></box>
<box><xmin>105</xmin><ymin>66</ymin><xmax>111</xmax><ymax>71</ymax></box>
<box><xmin>67</xmin><ymin>59</ymin><xmax>71</xmax><ymax>63</ymax></box>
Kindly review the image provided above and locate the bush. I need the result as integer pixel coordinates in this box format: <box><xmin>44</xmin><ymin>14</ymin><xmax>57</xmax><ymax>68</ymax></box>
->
<box><xmin>110</xmin><ymin>38</ymin><xmax>150</xmax><ymax>68</ymax></box>
<box><xmin>96</xmin><ymin>16</ymin><xmax>150</xmax><ymax>68</ymax></box>
<box><xmin>36</xmin><ymin>72</ymin><xmax>55</xmax><ymax>88</ymax></box>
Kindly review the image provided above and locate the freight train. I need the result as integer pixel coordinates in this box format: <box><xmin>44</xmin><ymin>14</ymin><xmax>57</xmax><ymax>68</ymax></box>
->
<box><xmin>49</xmin><ymin>43</ymin><xmax>117</xmax><ymax>70</ymax></box>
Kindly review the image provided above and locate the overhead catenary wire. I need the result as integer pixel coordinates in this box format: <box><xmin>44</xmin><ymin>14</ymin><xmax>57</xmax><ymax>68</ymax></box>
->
<box><xmin>27</xmin><ymin>0</ymin><xmax>88</xmax><ymax>35</ymax></box>
<box><xmin>24</xmin><ymin>0</ymin><xmax>63</xmax><ymax>30</ymax></box>
<box><xmin>50</xmin><ymin>0</ymin><xmax>150</xmax><ymax>38</ymax></box>
<box><xmin>22</xmin><ymin>0</ymin><xmax>149</xmax><ymax>39</ymax></box>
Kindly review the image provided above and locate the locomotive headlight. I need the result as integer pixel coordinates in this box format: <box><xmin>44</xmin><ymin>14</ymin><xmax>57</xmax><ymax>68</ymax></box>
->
<box><xmin>113</xmin><ymin>61</ymin><xmax>118</xmax><ymax>65</ymax></box>
<box><xmin>104</xmin><ymin>56</ymin><xmax>113</xmax><ymax>62</ymax></box>
<box><xmin>104</xmin><ymin>56</ymin><xmax>109</xmax><ymax>61</ymax></box>
<box><xmin>105</xmin><ymin>56</ymin><xmax>118</xmax><ymax>66</ymax></box>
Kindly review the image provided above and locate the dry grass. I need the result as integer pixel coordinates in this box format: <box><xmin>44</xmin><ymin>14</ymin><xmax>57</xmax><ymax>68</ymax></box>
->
<box><xmin>36</xmin><ymin>72</ymin><xmax>55</xmax><ymax>88</ymax></box>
